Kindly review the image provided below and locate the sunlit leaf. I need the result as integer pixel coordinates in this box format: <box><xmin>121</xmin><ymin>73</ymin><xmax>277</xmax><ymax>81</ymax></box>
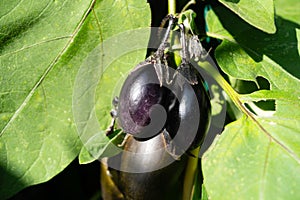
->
<box><xmin>203</xmin><ymin>7</ymin><xmax>300</xmax><ymax>199</ymax></box>
<box><xmin>275</xmin><ymin>0</ymin><xmax>300</xmax><ymax>24</ymax></box>
<box><xmin>219</xmin><ymin>0</ymin><xmax>276</xmax><ymax>33</ymax></box>
<box><xmin>0</xmin><ymin>0</ymin><xmax>150</xmax><ymax>198</ymax></box>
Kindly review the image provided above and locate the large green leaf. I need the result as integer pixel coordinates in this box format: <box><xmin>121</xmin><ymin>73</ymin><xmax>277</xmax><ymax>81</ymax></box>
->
<box><xmin>203</xmin><ymin>6</ymin><xmax>300</xmax><ymax>200</ymax></box>
<box><xmin>275</xmin><ymin>0</ymin><xmax>300</xmax><ymax>24</ymax></box>
<box><xmin>206</xmin><ymin>6</ymin><xmax>300</xmax><ymax>79</ymax></box>
<box><xmin>0</xmin><ymin>0</ymin><xmax>150</xmax><ymax>198</ymax></box>
<box><xmin>0</xmin><ymin>1</ymin><xmax>94</xmax><ymax>198</ymax></box>
<box><xmin>218</xmin><ymin>0</ymin><xmax>276</xmax><ymax>33</ymax></box>
<box><xmin>74</xmin><ymin>2</ymin><xmax>151</xmax><ymax>164</ymax></box>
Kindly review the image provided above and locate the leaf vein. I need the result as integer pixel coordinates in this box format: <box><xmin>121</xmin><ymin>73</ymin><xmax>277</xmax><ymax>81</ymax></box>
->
<box><xmin>0</xmin><ymin>0</ymin><xmax>24</xmax><ymax>20</ymax></box>
<box><xmin>260</xmin><ymin>139</ymin><xmax>271</xmax><ymax>200</ymax></box>
<box><xmin>0</xmin><ymin>36</ymin><xmax>72</xmax><ymax>58</ymax></box>
<box><xmin>251</xmin><ymin>114</ymin><xmax>300</xmax><ymax>164</ymax></box>
<box><xmin>0</xmin><ymin>0</ymin><xmax>97</xmax><ymax>137</ymax></box>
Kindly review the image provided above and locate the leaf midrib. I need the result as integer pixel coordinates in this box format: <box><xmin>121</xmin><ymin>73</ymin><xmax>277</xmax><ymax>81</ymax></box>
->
<box><xmin>0</xmin><ymin>0</ymin><xmax>97</xmax><ymax>137</ymax></box>
<box><xmin>208</xmin><ymin>25</ymin><xmax>300</xmax><ymax>164</ymax></box>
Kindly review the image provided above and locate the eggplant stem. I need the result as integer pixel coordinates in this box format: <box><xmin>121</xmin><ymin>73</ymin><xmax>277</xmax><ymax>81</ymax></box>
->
<box><xmin>183</xmin><ymin>146</ymin><xmax>200</xmax><ymax>200</ymax></box>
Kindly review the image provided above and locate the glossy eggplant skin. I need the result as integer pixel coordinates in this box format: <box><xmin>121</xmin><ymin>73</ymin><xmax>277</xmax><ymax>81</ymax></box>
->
<box><xmin>166</xmin><ymin>63</ymin><xmax>211</xmax><ymax>150</ymax></box>
<box><xmin>121</xmin><ymin>135</ymin><xmax>187</xmax><ymax>200</ymax></box>
<box><xmin>117</xmin><ymin>61</ymin><xmax>211</xmax><ymax>148</ymax></box>
<box><xmin>100</xmin><ymin>64</ymin><xmax>211</xmax><ymax>200</ymax></box>
<box><xmin>117</xmin><ymin>62</ymin><xmax>171</xmax><ymax>139</ymax></box>
<box><xmin>101</xmin><ymin>134</ymin><xmax>187</xmax><ymax>200</ymax></box>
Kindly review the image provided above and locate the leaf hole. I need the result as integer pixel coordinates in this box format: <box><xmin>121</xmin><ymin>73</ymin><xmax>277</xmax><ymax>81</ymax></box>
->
<box><xmin>256</xmin><ymin>76</ymin><xmax>270</xmax><ymax>90</ymax></box>
<box><xmin>245</xmin><ymin>99</ymin><xmax>275</xmax><ymax>117</ymax></box>
<box><xmin>255</xmin><ymin>76</ymin><xmax>275</xmax><ymax>111</ymax></box>
<box><xmin>255</xmin><ymin>100</ymin><xmax>275</xmax><ymax>111</ymax></box>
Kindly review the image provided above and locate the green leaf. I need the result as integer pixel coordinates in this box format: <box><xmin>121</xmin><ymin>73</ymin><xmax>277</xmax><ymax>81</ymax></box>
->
<box><xmin>200</xmin><ymin>184</ymin><xmax>208</xmax><ymax>200</ymax></box>
<box><xmin>190</xmin><ymin>167</ymin><xmax>204</xmax><ymax>200</ymax></box>
<box><xmin>202</xmin><ymin>6</ymin><xmax>300</xmax><ymax>199</ymax></box>
<box><xmin>0</xmin><ymin>1</ymin><xmax>94</xmax><ymax>198</ymax></box>
<box><xmin>178</xmin><ymin>9</ymin><xmax>198</xmax><ymax>34</ymax></box>
<box><xmin>73</xmin><ymin>0</ymin><xmax>150</xmax><ymax>164</ymax></box>
<box><xmin>203</xmin><ymin>114</ymin><xmax>300</xmax><ymax>199</ymax></box>
<box><xmin>78</xmin><ymin>130</ymin><xmax>125</xmax><ymax>164</ymax></box>
<box><xmin>74</xmin><ymin>29</ymin><xmax>151</xmax><ymax>164</ymax></box>
<box><xmin>0</xmin><ymin>0</ymin><xmax>150</xmax><ymax>198</ymax></box>
<box><xmin>218</xmin><ymin>0</ymin><xmax>276</xmax><ymax>33</ymax></box>
<box><xmin>275</xmin><ymin>0</ymin><xmax>300</xmax><ymax>24</ymax></box>
<box><xmin>79</xmin><ymin>146</ymin><xmax>96</xmax><ymax>165</ymax></box>
<box><xmin>206</xmin><ymin>8</ymin><xmax>234</xmax><ymax>42</ymax></box>
<box><xmin>206</xmin><ymin>7</ymin><xmax>300</xmax><ymax>79</ymax></box>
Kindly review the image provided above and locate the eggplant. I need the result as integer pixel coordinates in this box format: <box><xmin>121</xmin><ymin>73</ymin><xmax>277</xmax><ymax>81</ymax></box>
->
<box><xmin>100</xmin><ymin>16</ymin><xmax>211</xmax><ymax>200</ymax></box>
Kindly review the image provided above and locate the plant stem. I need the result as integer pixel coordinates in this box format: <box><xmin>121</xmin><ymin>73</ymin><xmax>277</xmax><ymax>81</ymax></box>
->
<box><xmin>183</xmin><ymin>146</ymin><xmax>201</xmax><ymax>200</ymax></box>
<box><xmin>168</xmin><ymin>0</ymin><xmax>176</xmax><ymax>15</ymax></box>
<box><xmin>199</xmin><ymin>61</ymin><xmax>253</xmax><ymax>117</ymax></box>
